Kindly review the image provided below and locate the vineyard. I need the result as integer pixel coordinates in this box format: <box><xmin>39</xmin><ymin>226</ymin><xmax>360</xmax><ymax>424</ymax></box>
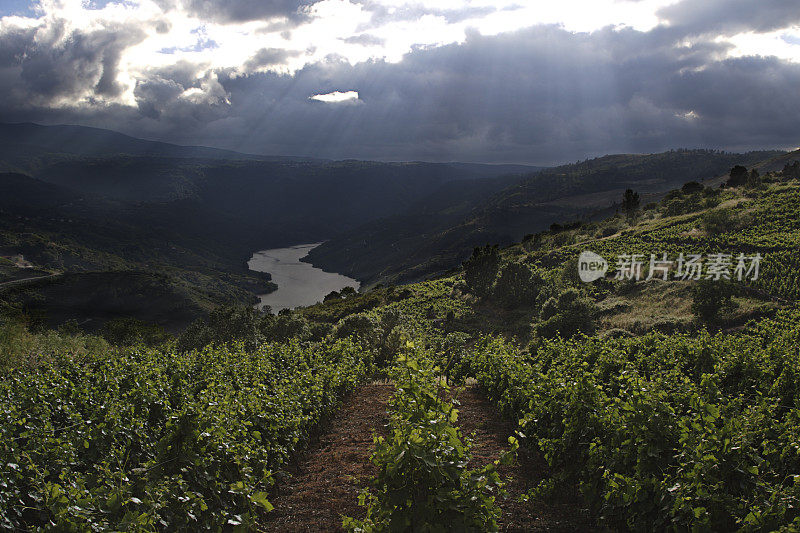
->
<box><xmin>2</xmin><ymin>173</ymin><xmax>800</xmax><ymax>531</ymax></box>
<box><xmin>0</xmin><ymin>339</ymin><xmax>372</xmax><ymax>530</ymax></box>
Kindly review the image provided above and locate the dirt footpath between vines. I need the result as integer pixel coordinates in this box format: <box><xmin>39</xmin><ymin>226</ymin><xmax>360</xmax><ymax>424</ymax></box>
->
<box><xmin>260</xmin><ymin>383</ymin><xmax>393</xmax><ymax>532</ymax></box>
<box><xmin>456</xmin><ymin>384</ymin><xmax>598</xmax><ymax>532</ymax></box>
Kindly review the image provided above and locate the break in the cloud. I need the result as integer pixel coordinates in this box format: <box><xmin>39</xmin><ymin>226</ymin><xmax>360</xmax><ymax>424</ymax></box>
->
<box><xmin>310</xmin><ymin>90</ymin><xmax>359</xmax><ymax>103</ymax></box>
<box><xmin>0</xmin><ymin>0</ymin><xmax>798</xmax><ymax>164</ymax></box>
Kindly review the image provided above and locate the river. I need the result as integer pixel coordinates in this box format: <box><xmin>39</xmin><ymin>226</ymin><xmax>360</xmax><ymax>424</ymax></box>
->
<box><xmin>247</xmin><ymin>243</ymin><xmax>360</xmax><ymax>312</ymax></box>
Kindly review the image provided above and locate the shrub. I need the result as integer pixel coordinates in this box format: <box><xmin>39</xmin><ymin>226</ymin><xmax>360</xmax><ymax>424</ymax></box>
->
<box><xmin>701</xmin><ymin>208</ymin><xmax>735</xmax><ymax>235</ymax></box>
<box><xmin>535</xmin><ymin>288</ymin><xmax>598</xmax><ymax>339</ymax></box>
<box><xmin>493</xmin><ymin>261</ymin><xmax>543</xmax><ymax>308</ymax></box>
<box><xmin>463</xmin><ymin>245</ymin><xmax>501</xmax><ymax>298</ymax></box>
<box><xmin>178</xmin><ymin>305</ymin><xmax>265</xmax><ymax>351</ymax></box>
<box><xmin>100</xmin><ymin>317</ymin><xmax>169</xmax><ymax>347</ymax></box>
<box><xmin>691</xmin><ymin>280</ymin><xmax>736</xmax><ymax>326</ymax></box>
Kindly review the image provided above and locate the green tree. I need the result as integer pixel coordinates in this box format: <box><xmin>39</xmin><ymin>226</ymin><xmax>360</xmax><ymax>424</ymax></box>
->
<box><xmin>681</xmin><ymin>181</ymin><xmax>704</xmax><ymax>194</ymax></box>
<box><xmin>178</xmin><ymin>305</ymin><xmax>265</xmax><ymax>351</ymax></box>
<box><xmin>334</xmin><ymin>313</ymin><xmax>378</xmax><ymax>347</ymax></box>
<box><xmin>621</xmin><ymin>189</ymin><xmax>640</xmax><ymax>221</ymax></box>
<box><xmin>781</xmin><ymin>161</ymin><xmax>799</xmax><ymax>179</ymax></box>
<box><xmin>702</xmin><ymin>208</ymin><xmax>735</xmax><ymax>235</ymax></box>
<box><xmin>692</xmin><ymin>280</ymin><xmax>736</xmax><ymax>326</ymax></box>
<box><xmin>463</xmin><ymin>245</ymin><xmax>501</xmax><ymax>298</ymax></box>
<box><xmin>726</xmin><ymin>165</ymin><xmax>748</xmax><ymax>187</ymax></box>
<box><xmin>263</xmin><ymin>312</ymin><xmax>310</xmax><ymax>342</ymax></box>
<box><xmin>535</xmin><ymin>288</ymin><xmax>597</xmax><ymax>339</ymax></box>
<box><xmin>494</xmin><ymin>261</ymin><xmax>543</xmax><ymax>308</ymax></box>
<box><xmin>745</xmin><ymin>168</ymin><xmax>761</xmax><ymax>188</ymax></box>
<box><xmin>101</xmin><ymin>317</ymin><xmax>169</xmax><ymax>346</ymax></box>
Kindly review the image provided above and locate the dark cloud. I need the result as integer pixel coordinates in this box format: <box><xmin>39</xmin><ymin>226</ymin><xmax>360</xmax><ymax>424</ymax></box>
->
<box><xmin>244</xmin><ymin>47</ymin><xmax>300</xmax><ymax>71</ymax></box>
<box><xmin>181</xmin><ymin>0</ymin><xmax>316</xmax><ymax>23</ymax></box>
<box><xmin>0</xmin><ymin>4</ymin><xmax>798</xmax><ymax>164</ymax></box>
<box><xmin>98</xmin><ymin>25</ymin><xmax>793</xmax><ymax>164</ymax></box>
<box><xmin>658</xmin><ymin>0</ymin><xmax>800</xmax><ymax>37</ymax></box>
<box><xmin>0</xmin><ymin>19</ymin><xmax>145</xmax><ymax>103</ymax></box>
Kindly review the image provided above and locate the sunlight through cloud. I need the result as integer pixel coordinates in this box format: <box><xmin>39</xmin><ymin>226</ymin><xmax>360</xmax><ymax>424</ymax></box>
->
<box><xmin>310</xmin><ymin>90</ymin><xmax>359</xmax><ymax>103</ymax></box>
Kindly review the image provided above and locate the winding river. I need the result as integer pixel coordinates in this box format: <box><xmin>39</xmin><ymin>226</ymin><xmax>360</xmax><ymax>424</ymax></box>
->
<box><xmin>248</xmin><ymin>243</ymin><xmax>360</xmax><ymax>312</ymax></box>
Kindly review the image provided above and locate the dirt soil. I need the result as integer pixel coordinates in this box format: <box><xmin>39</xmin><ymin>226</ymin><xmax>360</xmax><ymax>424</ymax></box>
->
<box><xmin>455</xmin><ymin>384</ymin><xmax>597</xmax><ymax>532</ymax></box>
<box><xmin>260</xmin><ymin>382</ymin><xmax>595</xmax><ymax>532</ymax></box>
<box><xmin>260</xmin><ymin>383</ymin><xmax>393</xmax><ymax>532</ymax></box>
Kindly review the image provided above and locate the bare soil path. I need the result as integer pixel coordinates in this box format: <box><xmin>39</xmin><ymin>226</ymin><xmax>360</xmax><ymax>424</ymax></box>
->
<box><xmin>260</xmin><ymin>383</ymin><xmax>393</xmax><ymax>532</ymax></box>
<box><xmin>456</xmin><ymin>384</ymin><xmax>597</xmax><ymax>532</ymax></box>
<box><xmin>260</xmin><ymin>381</ymin><xmax>594</xmax><ymax>532</ymax></box>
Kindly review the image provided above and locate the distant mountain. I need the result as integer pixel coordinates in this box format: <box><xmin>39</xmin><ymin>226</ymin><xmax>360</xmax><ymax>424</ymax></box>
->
<box><xmin>0</xmin><ymin>122</ymin><xmax>307</xmax><ymax>162</ymax></box>
<box><xmin>0</xmin><ymin>123</ymin><xmax>542</xmax><ymax>328</ymax></box>
<box><xmin>306</xmin><ymin>149</ymin><xmax>786</xmax><ymax>286</ymax></box>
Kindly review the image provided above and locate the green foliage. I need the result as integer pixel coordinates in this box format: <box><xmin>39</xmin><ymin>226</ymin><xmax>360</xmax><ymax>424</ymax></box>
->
<box><xmin>692</xmin><ymin>280</ymin><xmax>736</xmax><ymax>326</ymax></box>
<box><xmin>702</xmin><ymin>207</ymin><xmax>736</xmax><ymax>235</ymax></box>
<box><xmin>178</xmin><ymin>305</ymin><xmax>266</xmax><ymax>351</ymax></box>
<box><xmin>335</xmin><ymin>313</ymin><xmax>379</xmax><ymax>346</ymax></box>
<box><xmin>463</xmin><ymin>311</ymin><xmax>800</xmax><ymax>531</ymax></box>
<box><xmin>0</xmin><ymin>337</ymin><xmax>372</xmax><ymax>531</ymax></box>
<box><xmin>0</xmin><ymin>319</ymin><xmax>109</xmax><ymax>371</ymax></box>
<box><xmin>727</xmin><ymin>165</ymin><xmax>749</xmax><ymax>187</ymax></box>
<box><xmin>463</xmin><ymin>245</ymin><xmax>501</xmax><ymax>298</ymax></box>
<box><xmin>681</xmin><ymin>181</ymin><xmax>705</xmax><ymax>194</ymax></box>
<box><xmin>100</xmin><ymin>318</ymin><xmax>170</xmax><ymax>347</ymax></box>
<box><xmin>535</xmin><ymin>288</ymin><xmax>598</xmax><ymax>339</ymax></box>
<box><xmin>346</xmin><ymin>350</ymin><xmax>516</xmax><ymax>532</ymax></box>
<box><xmin>782</xmin><ymin>161</ymin><xmax>800</xmax><ymax>180</ymax></box>
<box><xmin>262</xmin><ymin>312</ymin><xmax>311</xmax><ymax>343</ymax></box>
<box><xmin>621</xmin><ymin>189</ymin><xmax>640</xmax><ymax>221</ymax></box>
<box><xmin>493</xmin><ymin>261</ymin><xmax>543</xmax><ymax>308</ymax></box>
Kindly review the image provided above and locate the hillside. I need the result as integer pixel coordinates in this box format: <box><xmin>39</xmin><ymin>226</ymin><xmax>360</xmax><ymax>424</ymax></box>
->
<box><xmin>306</xmin><ymin>149</ymin><xmax>784</xmax><ymax>286</ymax></box>
<box><xmin>2</xmin><ymin>161</ymin><xmax>800</xmax><ymax>531</ymax></box>
<box><xmin>0</xmin><ymin>124</ymin><xmax>542</xmax><ymax>330</ymax></box>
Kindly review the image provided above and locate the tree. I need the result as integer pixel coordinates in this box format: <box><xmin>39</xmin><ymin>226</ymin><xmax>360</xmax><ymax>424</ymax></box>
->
<box><xmin>493</xmin><ymin>261</ymin><xmax>543</xmax><ymax>308</ymax></box>
<box><xmin>101</xmin><ymin>317</ymin><xmax>168</xmax><ymax>346</ymax></box>
<box><xmin>692</xmin><ymin>280</ymin><xmax>736</xmax><ymax>326</ymax></box>
<box><xmin>781</xmin><ymin>161</ymin><xmax>799</xmax><ymax>179</ymax></box>
<box><xmin>702</xmin><ymin>208</ymin><xmax>734</xmax><ymax>235</ymax></box>
<box><xmin>463</xmin><ymin>245</ymin><xmax>501</xmax><ymax>298</ymax></box>
<box><xmin>340</xmin><ymin>286</ymin><xmax>358</xmax><ymax>298</ymax></box>
<box><xmin>726</xmin><ymin>165</ymin><xmax>748</xmax><ymax>187</ymax></box>
<box><xmin>263</xmin><ymin>312</ymin><xmax>310</xmax><ymax>342</ymax></box>
<box><xmin>323</xmin><ymin>290</ymin><xmax>341</xmax><ymax>302</ymax></box>
<box><xmin>177</xmin><ymin>305</ymin><xmax>264</xmax><ymax>352</ymax></box>
<box><xmin>746</xmin><ymin>168</ymin><xmax>761</xmax><ymax>188</ymax></box>
<box><xmin>681</xmin><ymin>181</ymin><xmax>704</xmax><ymax>194</ymax></box>
<box><xmin>335</xmin><ymin>313</ymin><xmax>378</xmax><ymax>347</ymax></box>
<box><xmin>535</xmin><ymin>288</ymin><xmax>597</xmax><ymax>339</ymax></box>
<box><xmin>621</xmin><ymin>189</ymin><xmax>640</xmax><ymax>221</ymax></box>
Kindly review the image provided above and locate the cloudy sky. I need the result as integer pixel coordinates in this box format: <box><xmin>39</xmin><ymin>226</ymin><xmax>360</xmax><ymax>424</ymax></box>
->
<box><xmin>0</xmin><ymin>0</ymin><xmax>798</xmax><ymax>164</ymax></box>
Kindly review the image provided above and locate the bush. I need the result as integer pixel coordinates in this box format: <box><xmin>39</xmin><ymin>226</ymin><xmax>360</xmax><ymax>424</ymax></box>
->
<box><xmin>681</xmin><ymin>181</ymin><xmax>704</xmax><ymax>194</ymax></box>
<box><xmin>691</xmin><ymin>280</ymin><xmax>736</xmax><ymax>326</ymax></box>
<box><xmin>493</xmin><ymin>261</ymin><xmax>543</xmax><ymax>308</ymax></box>
<box><xmin>463</xmin><ymin>245</ymin><xmax>501</xmax><ymax>298</ymax></box>
<box><xmin>178</xmin><ymin>305</ymin><xmax>265</xmax><ymax>352</ymax></box>
<box><xmin>262</xmin><ymin>312</ymin><xmax>310</xmax><ymax>343</ymax></box>
<box><xmin>100</xmin><ymin>317</ymin><xmax>169</xmax><ymax>347</ymax></box>
<box><xmin>702</xmin><ymin>208</ymin><xmax>735</xmax><ymax>235</ymax></box>
<box><xmin>535</xmin><ymin>288</ymin><xmax>598</xmax><ymax>339</ymax></box>
<box><xmin>335</xmin><ymin>313</ymin><xmax>378</xmax><ymax>346</ymax></box>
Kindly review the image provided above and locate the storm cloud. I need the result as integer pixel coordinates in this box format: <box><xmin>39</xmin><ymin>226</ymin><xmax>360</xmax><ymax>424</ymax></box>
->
<box><xmin>0</xmin><ymin>0</ymin><xmax>798</xmax><ymax>164</ymax></box>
